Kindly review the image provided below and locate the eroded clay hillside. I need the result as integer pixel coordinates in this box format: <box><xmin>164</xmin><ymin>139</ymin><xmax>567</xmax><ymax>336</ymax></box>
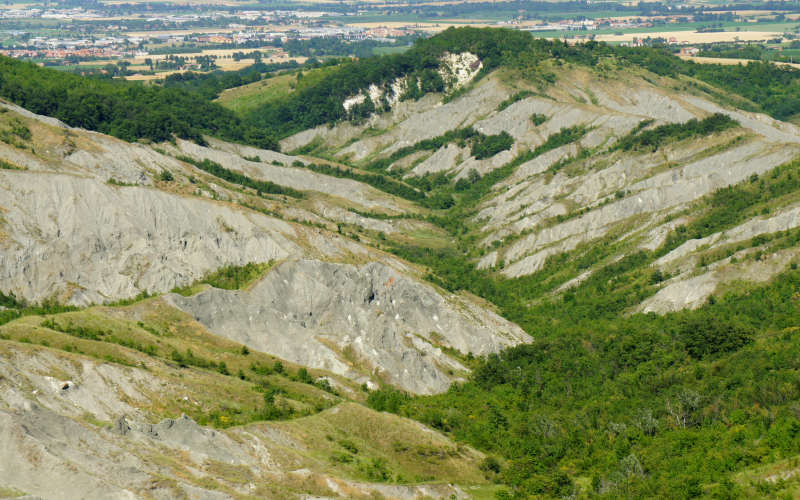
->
<box><xmin>0</xmin><ymin>101</ymin><xmax>530</xmax><ymax>393</ymax></box>
<box><xmin>0</xmin><ymin>339</ymin><xmax>488</xmax><ymax>499</ymax></box>
<box><xmin>283</xmin><ymin>61</ymin><xmax>800</xmax><ymax>314</ymax></box>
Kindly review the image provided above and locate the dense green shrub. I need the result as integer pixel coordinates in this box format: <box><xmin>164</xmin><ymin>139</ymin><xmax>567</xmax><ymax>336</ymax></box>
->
<box><xmin>377</xmin><ymin>151</ymin><xmax>800</xmax><ymax>496</ymax></box>
<box><xmin>0</xmin><ymin>290</ymin><xmax>22</xmax><ymax>308</ymax></box>
<box><xmin>170</xmin><ymin>348</ymin><xmax>217</xmax><ymax>370</ymax></box>
<box><xmin>471</xmin><ymin>131</ymin><xmax>514</xmax><ymax>159</ymax></box>
<box><xmin>377</xmin><ymin>267</ymin><xmax>800</xmax><ymax>497</ymax></box>
<box><xmin>530</xmin><ymin>113</ymin><xmax>548</xmax><ymax>126</ymax></box>
<box><xmin>679</xmin><ymin>317</ymin><xmax>754</xmax><ymax>359</ymax></box>
<box><xmin>366</xmin><ymin>387</ymin><xmax>411</xmax><ymax>413</ymax></box>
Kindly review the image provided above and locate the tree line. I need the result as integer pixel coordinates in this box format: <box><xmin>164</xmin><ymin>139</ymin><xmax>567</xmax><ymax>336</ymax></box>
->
<box><xmin>0</xmin><ymin>56</ymin><xmax>278</xmax><ymax>150</ymax></box>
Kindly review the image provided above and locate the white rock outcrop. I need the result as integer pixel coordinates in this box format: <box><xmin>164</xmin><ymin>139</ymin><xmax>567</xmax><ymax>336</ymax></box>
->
<box><xmin>338</xmin><ymin>52</ymin><xmax>482</xmax><ymax>117</ymax></box>
<box><xmin>438</xmin><ymin>51</ymin><xmax>482</xmax><ymax>89</ymax></box>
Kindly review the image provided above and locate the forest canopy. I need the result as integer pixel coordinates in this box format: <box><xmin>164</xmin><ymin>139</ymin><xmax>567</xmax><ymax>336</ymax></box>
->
<box><xmin>0</xmin><ymin>56</ymin><xmax>278</xmax><ymax>150</ymax></box>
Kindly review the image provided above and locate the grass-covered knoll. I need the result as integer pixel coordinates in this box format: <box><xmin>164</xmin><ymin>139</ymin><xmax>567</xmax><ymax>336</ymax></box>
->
<box><xmin>275</xmin><ymin>402</ymin><xmax>488</xmax><ymax>485</ymax></box>
<box><xmin>161</xmin><ymin>60</ymin><xmax>301</xmax><ymax>101</ymax></box>
<box><xmin>216</xmin><ymin>64</ymin><xmax>342</xmax><ymax>116</ymax></box>
<box><xmin>216</xmin><ymin>72</ymin><xmax>297</xmax><ymax>115</ymax></box>
<box><xmin>0</xmin><ymin>55</ymin><xmax>277</xmax><ymax>150</ymax></box>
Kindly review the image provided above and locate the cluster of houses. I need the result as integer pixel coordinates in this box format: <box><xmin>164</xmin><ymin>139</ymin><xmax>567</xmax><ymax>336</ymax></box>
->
<box><xmin>0</xmin><ymin>21</ymin><xmax>414</xmax><ymax>64</ymax></box>
<box><xmin>520</xmin><ymin>18</ymin><xmax>655</xmax><ymax>32</ymax></box>
<box><xmin>0</xmin><ymin>36</ymin><xmax>131</xmax><ymax>60</ymax></box>
<box><xmin>0</xmin><ymin>8</ymin><xmax>102</xmax><ymax>20</ymax></box>
<box><xmin>0</xmin><ymin>47</ymin><xmax>126</xmax><ymax>60</ymax></box>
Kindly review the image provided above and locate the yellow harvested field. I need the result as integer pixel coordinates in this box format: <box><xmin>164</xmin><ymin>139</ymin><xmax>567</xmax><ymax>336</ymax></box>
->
<box><xmin>679</xmin><ymin>55</ymin><xmax>800</xmax><ymax>70</ymax></box>
<box><xmin>438</xmin><ymin>18</ymin><xmax>500</xmax><ymax>23</ymax></box>
<box><xmin>395</xmin><ymin>0</ymin><xmax>518</xmax><ymax>5</ymax></box>
<box><xmin>190</xmin><ymin>48</ymin><xmax>289</xmax><ymax>58</ymax></box>
<box><xmin>348</xmin><ymin>21</ymin><xmax>496</xmax><ymax>32</ymax></box>
<box><xmin>0</xmin><ymin>3</ymin><xmax>38</xmax><ymax>8</ymax></box>
<box><xmin>706</xmin><ymin>9</ymin><xmax>789</xmax><ymax>15</ymax></box>
<box><xmin>350</xmin><ymin>0</ymin><xmax>532</xmax><ymax>5</ymax></box>
<box><xmin>124</xmin><ymin>26</ymin><xmax>294</xmax><ymax>37</ymax></box>
<box><xmin>77</xmin><ymin>59</ymin><xmax>116</xmax><ymax>66</ymax></box>
<box><xmin>595</xmin><ymin>30</ymin><xmax>785</xmax><ymax>44</ymax></box>
<box><xmin>107</xmin><ymin>0</ymin><xmax>245</xmax><ymax>4</ymax></box>
<box><xmin>123</xmin><ymin>53</ymin><xmax>307</xmax><ymax>81</ymax></box>
<box><xmin>129</xmin><ymin>49</ymin><xmax>300</xmax><ymax>64</ymax></box>
<box><xmin>125</xmin><ymin>28</ymin><xmax>237</xmax><ymax>37</ymax></box>
<box><xmin>126</xmin><ymin>71</ymin><xmax>183</xmax><ymax>81</ymax></box>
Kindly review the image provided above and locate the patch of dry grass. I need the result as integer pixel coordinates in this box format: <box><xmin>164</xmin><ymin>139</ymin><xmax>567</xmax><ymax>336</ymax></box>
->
<box><xmin>274</xmin><ymin>402</ymin><xmax>487</xmax><ymax>485</ymax></box>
